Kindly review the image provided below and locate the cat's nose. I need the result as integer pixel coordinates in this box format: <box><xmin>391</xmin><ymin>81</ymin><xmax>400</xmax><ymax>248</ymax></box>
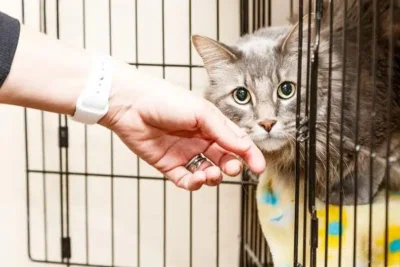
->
<box><xmin>258</xmin><ymin>120</ymin><xmax>277</xmax><ymax>133</ymax></box>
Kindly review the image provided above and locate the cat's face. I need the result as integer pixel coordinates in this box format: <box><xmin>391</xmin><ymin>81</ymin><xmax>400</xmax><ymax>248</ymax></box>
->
<box><xmin>193</xmin><ymin>27</ymin><xmax>305</xmax><ymax>153</ymax></box>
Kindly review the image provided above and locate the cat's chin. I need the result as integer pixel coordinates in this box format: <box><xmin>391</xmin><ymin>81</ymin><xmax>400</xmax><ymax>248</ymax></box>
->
<box><xmin>254</xmin><ymin>137</ymin><xmax>287</xmax><ymax>152</ymax></box>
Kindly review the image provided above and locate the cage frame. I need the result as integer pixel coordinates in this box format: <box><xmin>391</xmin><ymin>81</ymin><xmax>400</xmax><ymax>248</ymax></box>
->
<box><xmin>22</xmin><ymin>0</ymin><xmax>398</xmax><ymax>267</ymax></box>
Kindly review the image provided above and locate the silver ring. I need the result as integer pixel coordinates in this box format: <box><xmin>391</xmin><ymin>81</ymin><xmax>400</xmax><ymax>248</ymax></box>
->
<box><xmin>185</xmin><ymin>154</ymin><xmax>207</xmax><ymax>173</ymax></box>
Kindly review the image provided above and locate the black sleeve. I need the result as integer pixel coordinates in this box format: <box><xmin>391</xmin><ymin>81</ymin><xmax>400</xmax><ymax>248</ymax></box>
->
<box><xmin>0</xmin><ymin>11</ymin><xmax>21</xmax><ymax>88</ymax></box>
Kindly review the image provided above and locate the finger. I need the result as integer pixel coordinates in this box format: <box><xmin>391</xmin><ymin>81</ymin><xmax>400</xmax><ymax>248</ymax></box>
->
<box><xmin>198</xmin><ymin>103</ymin><xmax>266</xmax><ymax>174</ymax></box>
<box><xmin>191</xmin><ymin>159</ymin><xmax>222</xmax><ymax>187</ymax></box>
<box><xmin>240</xmin><ymin>142</ymin><xmax>266</xmax><ymax>174</ymax></box>
<box><xmin>213</xmin><ymin>110</ymin><xmax>266</xmax><ymax>174</ymax></box>
<box><xmin>224</xmin><ymin>115</ymin><xmax>249</xmax><ymax>138</ymax></box>
<box><xmin>165</xmin><ymin>166</ymin><xmax>206</xmax><ymax>191</ymax></box>
<box><xmin>203</xmin><ymin>143</ymin><xmax>243</xmax><ymax>177</ymax></box>
<box><xmin>198</xmin><ymin>103</ymin><xmax>252</xmax><ymax>153</ymax></box>
<box><xmin>218</xmin><ymin>113</ymin><xmax>265</xmax><ymax>174</ymax></box>
<box><xmin>219</xmin><ymin>154</ymin><xmax>242</xmax><ymax>176</ymax></box>
<box><xmin>203</xmin><ymin>166</ymin><xmax>223</xmax><ymax>186</ymax></box>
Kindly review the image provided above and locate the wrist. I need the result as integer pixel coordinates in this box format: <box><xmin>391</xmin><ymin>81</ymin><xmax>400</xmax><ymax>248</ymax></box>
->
<box><xmin>71</xmin><ymin>54</ymin><xmax>115</xmax><ymax>124</ymax></box>
<box><xmin>97</xmin><ymin>61</ymin><xmax>141</xmax><ymax>129</ymax></box>
<box><xmin>97</xmin><ymin>62</ymin><xmax>187</xmax><ymax>129</ymax></box>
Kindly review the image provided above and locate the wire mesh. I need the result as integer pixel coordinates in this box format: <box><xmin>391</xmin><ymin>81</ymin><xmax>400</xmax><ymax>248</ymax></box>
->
<box><xmin>23</xmin><ymin>0</ymin><xmax>274</xmax><ymax>267</ymax></box>
<box><xmin>21</xmin><ymin>0</ymin><xmax>398</xmax><ymax>267</ymax></box>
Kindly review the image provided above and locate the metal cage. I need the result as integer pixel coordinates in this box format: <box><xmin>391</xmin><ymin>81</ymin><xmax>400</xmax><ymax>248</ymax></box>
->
<box><xmin>22</xmin><ymin>0</ymin><xmax>398</xmax><ymax>267</ymax></box>
<box><xmin>23</xmin><ymin>1</ymin><xmax>276</xmax><ymax>267</ymax></box>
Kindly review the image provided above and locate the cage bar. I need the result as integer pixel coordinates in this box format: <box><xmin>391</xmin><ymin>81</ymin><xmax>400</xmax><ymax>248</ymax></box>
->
<box><xmin>21</xmin><ymin>0</ymin><xmax>398</xmax><ymax>267</ymax></box>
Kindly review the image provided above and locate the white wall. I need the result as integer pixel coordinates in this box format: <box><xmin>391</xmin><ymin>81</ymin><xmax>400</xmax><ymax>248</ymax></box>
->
<box><xmin>0</xmin><ymin>1</ymin><xmax>292</xmax><ymax>267</ymax></box>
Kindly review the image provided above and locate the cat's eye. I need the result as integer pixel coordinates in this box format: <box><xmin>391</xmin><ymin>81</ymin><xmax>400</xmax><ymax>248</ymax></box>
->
<box><xmin>277</xmin><ymin>82</ymin><xmax>296</xmax><ymax>99</ymax></box>
<box><xmin>233</xmin><ymin>87</ymin><xmax>251</xmax><ymax>104</ymax></box>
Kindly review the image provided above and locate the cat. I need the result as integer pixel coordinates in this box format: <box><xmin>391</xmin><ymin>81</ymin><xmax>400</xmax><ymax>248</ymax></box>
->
<box><xmin>192</xmin><ymin>0</ymin><xmax>400</xmax><ymax>206</ymax></box>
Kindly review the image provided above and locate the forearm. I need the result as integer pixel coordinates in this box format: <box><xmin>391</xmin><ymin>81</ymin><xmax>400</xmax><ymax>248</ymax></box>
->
<box><xmin>0</xmin><ymin>13</ymin><xmax>189</xmax><ymax>130</ymax></box>
<box><xmin>0</xmin><ymin>24</ymin><xmax>95</xmax><ymax>115</ymax></box>
<box><xmin>0</xmin><ymin>22</ymin><xmax>138</xmax><ymax>121</ymax></box>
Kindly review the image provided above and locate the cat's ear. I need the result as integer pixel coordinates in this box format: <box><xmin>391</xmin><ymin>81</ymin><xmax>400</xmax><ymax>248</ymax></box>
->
<box><xmin>281</xmin><ymin>1</ymin><xmax>330</xmax><ymax>52</ymax></box>
<box><xmin>280</xmin><ymin>13</ymin><xmax>316</xmax><ymax>52</ymax></box>
<box><xmin>192</xmin><ymin>35</ymin><xmax>238</xmax><ymax>72</ymax></box>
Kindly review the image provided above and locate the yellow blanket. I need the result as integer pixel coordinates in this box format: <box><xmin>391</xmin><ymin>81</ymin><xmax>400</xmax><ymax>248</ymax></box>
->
<box><xmin>257</xmin><ymin>167</ymin><xmax>400</xmax><ymax>267</ymax></box>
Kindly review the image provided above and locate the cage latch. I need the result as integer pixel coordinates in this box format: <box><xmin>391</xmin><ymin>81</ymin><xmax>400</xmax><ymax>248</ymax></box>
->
<box><xmin>58</xmin><ymin>126</ymin><xmax>69</xmax><ymax>148</ymax></box>
<box><xmin>61</xmin><ymin>237</ymin><xmax>71</xmax><ymax>259</ymax></box>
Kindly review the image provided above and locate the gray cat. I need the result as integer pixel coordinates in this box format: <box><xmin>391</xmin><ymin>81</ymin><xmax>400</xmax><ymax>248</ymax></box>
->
<box><xmin>193</xmin><ymin>0</ymin><xmax>400</xmax><ymax>205</ymax></box>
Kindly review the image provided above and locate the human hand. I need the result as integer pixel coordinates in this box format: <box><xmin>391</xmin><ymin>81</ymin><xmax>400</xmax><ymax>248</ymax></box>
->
<box><xmin>99</xmin><ymin>64</ymin><xmax>266</xmax><ymax>190</ymax></box>
<box><xmin>0</xmin><ymin>23</ymin><xmax>264</xmax><ymax>190</ymax></box>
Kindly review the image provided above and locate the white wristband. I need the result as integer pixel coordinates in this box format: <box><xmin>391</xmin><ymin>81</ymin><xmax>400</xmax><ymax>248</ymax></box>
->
<box><xmin>71</xmin><ymin>54</ymin><xmax>114</xmax><ymax>124</ymax></box>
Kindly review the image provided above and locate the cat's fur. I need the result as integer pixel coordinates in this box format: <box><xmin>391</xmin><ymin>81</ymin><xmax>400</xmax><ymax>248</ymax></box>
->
<box><xmin>192</xmin><ymin>0</ymin><xmax>400</xmax><ymax>205</ymax></box>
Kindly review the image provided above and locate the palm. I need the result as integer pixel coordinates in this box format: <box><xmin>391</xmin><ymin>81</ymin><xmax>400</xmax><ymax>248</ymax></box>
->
<box><xmin>110</xmin><ymin>103</ymin><xmax>248</xmax><ymax>190</ymax></box>
<box><xmin>134</xmin><ymin>134</ymin><xmax>212</xmax><ymax>172</ymax></box>
<box><xmin>104</xmin><ymin>77</ymin><xmax>265</xmax><ymax>190</ymax></box>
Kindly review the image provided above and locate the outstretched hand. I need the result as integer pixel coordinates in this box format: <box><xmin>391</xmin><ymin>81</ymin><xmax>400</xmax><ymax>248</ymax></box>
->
<box><xmin>0</xmin><ymin>24</ymin><xmax>264</xmax><ymax>191</ymax></box>
<box><xmin>100</xmin><ymin>66</ymin><xmax>266</xmax><ymax>190</ymax></box>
